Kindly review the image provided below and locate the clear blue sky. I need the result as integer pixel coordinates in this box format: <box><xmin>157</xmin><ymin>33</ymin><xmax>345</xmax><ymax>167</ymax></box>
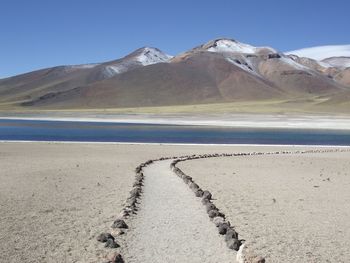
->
<box><xmin>1</xmin><ymin>0</ymin><xmax>349</xmax><ymax>78</ymax></box>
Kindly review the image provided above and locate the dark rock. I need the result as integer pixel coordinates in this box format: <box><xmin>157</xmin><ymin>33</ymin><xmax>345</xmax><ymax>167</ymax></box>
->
<box><xmin>208</xmin><ymin>209</ymin><xmax>219</xmax><ymax>218</ymax></box>
<box><xmin>217</xmin><ymin>211</ymin><xmax>225</xmax><ymax>218</ymax></box>
<box><xmin>218</xmin><ymin>222</ymin><xmax>230</xmax><ymax>235</ymax></box>
<box><xmin>105</xmin><ymin>238</ymin><xmax>119</xmax><ymax>248</ymax></box>
<box><xmin>123</xmin><ymin>207</ymin><xmax>133</xmax><ymax>213</ymax></box>
<box><xmin>268</xmin><ymin>53</ymin><xmax>281</xmax><ymax>59</ymax></box>
<box><xmin>202</xmin><ymin>190</ymin><xmax>212</xmax><ymax>200</ymax></box>
<box><xmin>226</xmin><ymin>238</ymin><xmax>242</xmax><ymax>251</ymax></box>
<box><xmin>225</xmin><ymin>228</ymin><xmax>239</xmax><ymax>240</ymax></box>
<box><xmin>120</xmin><ymin>210</ymin><xmax>129</xmax><ymax>218</ymax></box>
<box><xmin>125</xmin><ymin>196</ymin><xmax>137</xmax><ymax>207</ymax></box>
<box><xmin>183</xmin><ymin>175</ymin><xmax>193</xmax><ymax>184</ymax></box>
<box><xmin>189</xmin><ymin>182</ymin><xmax>199</xmax><ymax>190</ymax></box>
<box><xmin>133</xmin><ymin>181</ymin><xmax>142</xmax><ymax>187</ymax></box>
<box><xmin>130</xmin><ymin>188</ymin><xmax>141</xmax><ymax>197</ymax></box>
<box><xmin>208</xmin><ymin>210</ymin><xmax>224</xmax><ymax>219</ymax></box>
<box><xmin>246</xmin><ymin>54</ymin><xmax>258</xmax><ymax>58</ymax></box>
<box><xmin>135</xmin><ymin>173</ymin><xmax>143</xmax><ymax>180</ymax></box>
<box><xmin>254</xmin><ymin>256</ymin><xmax>266</xmax><ymax>263</ymax></box>
<box><xmin>111</xmin><ymin>219</ymin><xmax>128</xmax><ymax>229</ymax></box>
<box><xmin>212</xmin><ymin>216</ymin><xmax>224</xmax><ymax>226</ymax></box>
<box><xmin>205</xmin><ymin>203</ymin><xmax>217</xmax><ymax>213</ymax></box>
<box><xmin>201</xmin><ymin>198</ymin><xmax>210</xmax><ymax>205</ymax></box>
<box><xmin>195</xmin><ymin>189</ymin><xmax>204</xmax><ymax>197</ymax></box>
<box><xmin>97</xmin><ymin>233</ymin><xmax>114</xmax><ymax>243</ymax></box>
<box><xmin>106</xmin><ymin>252</ymin><xmax>125</xmax><ymax>263</ymax></box>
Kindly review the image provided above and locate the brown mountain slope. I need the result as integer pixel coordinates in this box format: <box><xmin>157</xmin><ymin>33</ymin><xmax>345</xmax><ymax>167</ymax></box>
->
<box><xmin>257</xmin><ymin>56</ymin><xmax>344</xmax><ymax>96</ymax></box>
<box><xmin>22</xmin><ymin>52</ymin><xmax>284</xmax><ymax>109</ymax></box>
<box><xmin>0</xmin><ymin>47</ymin><xmax>171</xmax><ymax>106</ymax></box>
<box><xmin>335</xmin><ymin>68</ymin><xmax>350</xmax><ymax>87</ymax></box>
<box><xmin>0</xmin><ymin>66</ymin><xmax>96</xmax><ymax>104</ymax></box>
<box><xmin>0</xmin><ymin>38</ymin><xmax>348</xmax><ymax>112</ymax></box>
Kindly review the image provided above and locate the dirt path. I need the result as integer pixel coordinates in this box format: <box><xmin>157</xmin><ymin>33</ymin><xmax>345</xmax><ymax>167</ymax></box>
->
<box><xmin>122</xmin><ymin>160</ymin><xmax>234</xmax><ymax>263</ymax></box>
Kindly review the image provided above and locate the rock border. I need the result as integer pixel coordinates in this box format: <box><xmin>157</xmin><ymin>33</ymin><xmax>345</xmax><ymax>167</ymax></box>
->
<box><xmin>99</xmin><ymin>148</ymin><xmax>350</xmax><ymax>262</ymax></box>
<box><xmin>99</xmin><ymin>156</ymin><xmax>177</xmax><ymax>263</ymax></box>
<box><xmin>169</xmin><ymin>148</ymin><xmax>350</xmax><ymax>263</ymax></box>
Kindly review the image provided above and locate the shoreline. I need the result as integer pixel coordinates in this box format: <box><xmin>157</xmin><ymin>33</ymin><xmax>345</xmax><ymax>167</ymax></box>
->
<box><xmin>2</xmin><ymin>113</ymin><xmax>350</xmax><ymax>130</ymax></box>
<box><xmin>1</xmin><ymin>140</ymin><xmax>350</xmax><ymax>148</ymax></box>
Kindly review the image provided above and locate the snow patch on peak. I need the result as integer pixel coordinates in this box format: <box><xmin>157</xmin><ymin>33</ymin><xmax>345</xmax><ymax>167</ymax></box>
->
<box><xmin>280</xmin><ymin>56</ymin><xmax>314</xmax><ymax>74</ymax></box>
<box><xmin>69</xmin><ymin>64</ymin><xmax>100</xmax><ymax>69</ymax></box>
<box><xmin>101</xmin><ymin>47</ymin><xmax>173</xmax><ymax>78</ymax></box>
<box><xmin>286</xmin><ymin>45</ymin><xmax>350</xmax><ymax>61</ymax></box>
<box><xmin>104</xmin><ymin>65</ymin><xmax>129</xmax><ymax>77</ymax></box>
<box><xmin>225</xmin><ymin>57</ymin><xmax>260</xmax><ymax>77</ymax></box>
<box><xmin>205</xmin><ymin>38</ymin><xmax>276</xmax><ymax>54</ymax></box>
<box><xmin>208</xmin><ymin>39</ymin><xmax>257</xmax><ymax>54</ymax></box>
<box><xmin>136</xmin><ymin>47</ymin><xmax>173</xmax><ymax>66</ymax></box>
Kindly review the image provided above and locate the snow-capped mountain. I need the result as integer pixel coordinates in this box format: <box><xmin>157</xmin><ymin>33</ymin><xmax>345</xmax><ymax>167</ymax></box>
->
<box><xmin>175</xmin><ymin>38</ymin><xmax>323</xmax><ymax>82</ymax></box>
<box><xmin>173</xmin><ymin>38</ymin><xmax>279</xmax><ymax>78</ymax></box>
<box><xmin>202</xmin><ymin>38</ymin><xmax>276</xmax><ymax>54</ymax></box>
<box><xmin>177</xmin><ymin>38</ymin><xmax>277</xmax><ymax>57</ymax></box>
<box><xmin>136</xmin><ymin>47</ymin><xmax>173</xmax><ymax>65</ymax></box>
<box><xmin>102</xmin><ymin>47</ymin><xmax>172</xmax><ymax>77</ymax></box>
<box><xmin>286</xmin><ymin>45</ymin><xmax>350</xmax><ymax>61</ymax></box>
<box><xmin>1</xmin><ymin>38</ymin><xmax>349</xmax><ymax>112</ymax></box>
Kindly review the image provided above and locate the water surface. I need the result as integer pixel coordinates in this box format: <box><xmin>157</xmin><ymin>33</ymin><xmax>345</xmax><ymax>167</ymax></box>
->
<box><xmin>0</xmin><ymin>119</ymin><xmax>349</xmax><ymax>145</ymax></box>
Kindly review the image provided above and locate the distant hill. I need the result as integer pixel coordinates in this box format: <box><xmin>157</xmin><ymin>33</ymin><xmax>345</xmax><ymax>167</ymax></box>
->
<box><xmin>1</xmin><ymin>39</ymin><xmax>349</xmax><ymax>113</ymax></box>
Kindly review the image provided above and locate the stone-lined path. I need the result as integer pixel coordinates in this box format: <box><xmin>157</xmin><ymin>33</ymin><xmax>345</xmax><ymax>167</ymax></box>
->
<box><xmin>122</xmin><ymin>160</ymin><xmax>234</xmax><ymax>263</ymax></box>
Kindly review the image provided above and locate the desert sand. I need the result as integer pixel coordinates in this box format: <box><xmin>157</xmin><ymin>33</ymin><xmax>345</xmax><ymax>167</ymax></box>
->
<box><xmin>0</xmin><ymin>142</ymin><xmax>349</xmax><ymax>263</ymax></box>
<box><xmin>179</xmin><ymin>151</ymin><xmax>350</xmax><ymax>262</ymax></box>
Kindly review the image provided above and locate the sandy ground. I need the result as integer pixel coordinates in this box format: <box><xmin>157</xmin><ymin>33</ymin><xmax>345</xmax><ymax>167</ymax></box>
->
<box><xmin>0</xmin><ymin>142</ymin><xmax>264</xmax><ymax>263</ymax></box>
<box><xmin>0</xmin><ymin>143</ymin><xmax>142</xmax><ymax>263</ymax></box>
<box><xmin>0</xmin><ymin>142</ymin><xmax>349</xmax><ymax>263</ymax></box>
<box><xmin>179</xmin><ymin>151</ymin><xmax>350</xmax><ymax>262</ymax></box>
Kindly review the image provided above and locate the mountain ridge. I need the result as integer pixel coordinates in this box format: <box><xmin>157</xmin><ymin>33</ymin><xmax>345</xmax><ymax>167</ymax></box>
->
<box><xmin>0</xmin><ymin>38</ymin><xmax>349</xmax><ymax>113</ymax></box>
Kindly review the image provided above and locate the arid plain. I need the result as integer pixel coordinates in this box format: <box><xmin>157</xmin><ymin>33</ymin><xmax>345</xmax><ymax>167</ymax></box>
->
<box><xmin>0</xmin><ymin>142</ymin><xmax>349</xmax><ymax>263</ymax></box>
